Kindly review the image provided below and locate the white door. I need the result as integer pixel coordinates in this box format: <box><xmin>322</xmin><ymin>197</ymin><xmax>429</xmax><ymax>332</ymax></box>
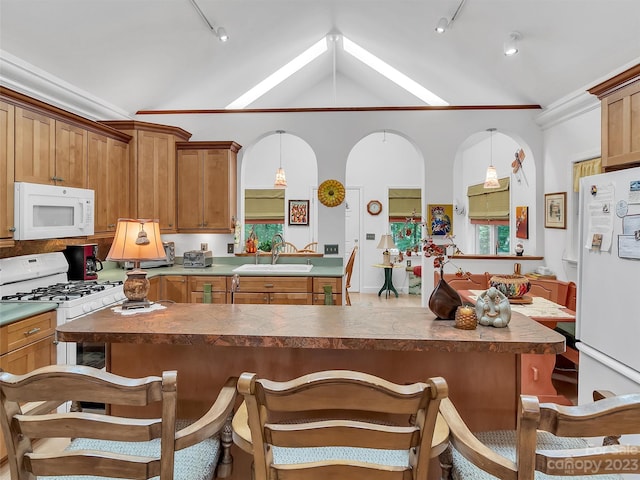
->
<box><xmin>345</xmin><ymin>188</ymin><xmax>361</xmax><ymax>292</ymax></box>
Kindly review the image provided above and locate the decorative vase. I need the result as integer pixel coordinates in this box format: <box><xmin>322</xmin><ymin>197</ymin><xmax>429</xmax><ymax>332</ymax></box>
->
<box><xmin>428</xmin><ymin>269</ymin><xmax>462</xmax><ymax>319</ymax></box>
<box><xmin>489</xmin><ymin>274</ymin><xmax>531</xmax><ymax>299</ymax></box>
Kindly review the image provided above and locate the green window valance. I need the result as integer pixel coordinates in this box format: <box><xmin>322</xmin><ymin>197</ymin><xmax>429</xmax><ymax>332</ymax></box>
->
<box><xmin>467</xmin><ymin>178</ymin><xmax>510</xmax><ymax>221</ymax></box>
<box><xmin>245</xmin><ymin>189</ymin><xmax>285</xmax><ymax>221</ymax></box>
<box><xmin>389</xmin><ymin>188</ymin><xmax>422</xmax><ymax>218</ymax></box>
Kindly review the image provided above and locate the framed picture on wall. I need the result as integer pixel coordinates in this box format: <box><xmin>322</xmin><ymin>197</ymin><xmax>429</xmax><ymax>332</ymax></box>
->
<box><xmin>427</xmin><ymin>204</ymin><xmax>453</xmax><ymax>236</ymax></box>
<box><xmin>544</xmin><ymin>192</ymin><xmax>566</xmax><ymax>229</ymax></box>
<box><xmin>515</xmin><ymin>206</ymin><xmax>528</xmax><ymax>239</ymax></box>
<box><xmin>288</xmin><ymin>200</ymin><xmax>309</xmax><ymax>226</ymax></box>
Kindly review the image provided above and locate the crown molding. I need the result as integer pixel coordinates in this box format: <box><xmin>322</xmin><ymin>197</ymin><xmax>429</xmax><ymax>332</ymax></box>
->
<box><xmin>0</xmin><ymin>50</ymin><xmax>131</xmax><ymax>121</ymax></box>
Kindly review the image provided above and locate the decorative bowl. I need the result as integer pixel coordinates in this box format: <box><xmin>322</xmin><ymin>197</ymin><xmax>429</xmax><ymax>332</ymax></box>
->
<box><xmin>489</xmin><ymin>274</ymin><xmax>531</xmax><ymax>299</ymax></box>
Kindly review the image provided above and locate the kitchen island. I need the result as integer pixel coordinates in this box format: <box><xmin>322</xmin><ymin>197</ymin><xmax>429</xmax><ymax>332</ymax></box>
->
<box><xmin>57</xmin><ymin>303</ymin><xmax>563</xmax><ymax>429</ymax></box>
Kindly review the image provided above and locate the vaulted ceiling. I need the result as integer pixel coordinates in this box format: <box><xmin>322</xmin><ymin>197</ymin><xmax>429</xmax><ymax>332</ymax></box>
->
<box><xmin>1</xmin><ymin>0</ymin><xmax>639</xmax><ymax>117</ymax></box>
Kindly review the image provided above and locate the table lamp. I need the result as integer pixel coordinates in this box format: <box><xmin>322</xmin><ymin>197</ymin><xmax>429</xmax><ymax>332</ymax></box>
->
<box><xmin>377</xmin><ymin>234</ymin><xmax>396</xmax><ymax>266</ymax></box>
<box><xmin>106</xmin><ymin>218</ymin><xmax>166</xmax><ymax>309</ymax></box>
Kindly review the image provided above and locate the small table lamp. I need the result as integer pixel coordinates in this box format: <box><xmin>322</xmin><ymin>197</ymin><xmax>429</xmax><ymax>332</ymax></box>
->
<box><xmin>106</xmin><ymin>218</ymin><xmax>166</xmax><ymax>309</ymax></box>
<box><xmin>377</xmin><ymin>234</ymin><xmax>396</xmax><ymax>266</ymax></box>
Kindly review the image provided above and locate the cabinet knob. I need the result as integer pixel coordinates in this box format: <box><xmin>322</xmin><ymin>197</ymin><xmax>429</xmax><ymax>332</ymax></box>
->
<box><xmin>9</xmin><ymin>226</ymin><xmax>16</xmax><ymax>232</ymax></box>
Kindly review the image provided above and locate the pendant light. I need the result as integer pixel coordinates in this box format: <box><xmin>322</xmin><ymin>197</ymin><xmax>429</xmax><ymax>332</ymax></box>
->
<box><xmin>274</xmin><ymin>130</ymin><xmax>287</xmax><ymax>188</ymax></box>
<box><xmin>483</xmin><ymin>128</ymin><xmax>500</xmax><ymax>189</ymax></box>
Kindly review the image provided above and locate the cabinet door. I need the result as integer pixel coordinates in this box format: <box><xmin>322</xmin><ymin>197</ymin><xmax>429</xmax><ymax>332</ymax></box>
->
<box><xmin>176</xmin><ymin>148</ymin><xmax>204</xmax><ymax>230</ymax></box>
<box><xmin>88</xmin><ymin>132</ymin><xmax>110</xmax><ymax>233</ymax></box>
<box><xmin>136</xmin><ymin>131</ymin><xmax>176</xmax><ymax>232</ymax></box>
<box><xmin>203</xmin><ymin>149</ymin><xmax>236</xmax><ymax>232</ymax></box>
<box><xmin>14</xmin><ymin>106</ymin><xmax>56</xmax><ymax>184</ymax></box>
<box><xmin>107</xmin><ymin>137</ymin><xmax>130</xmax><ymax>228</ymax></box>
<box><xmin>0</xmin><ymin>100</ymin><xmax>14</xmax><ymax>241</ymax></box>
<box><xmin>602</xmin><ymin>81</ymin><xmax>640</xmax><ymax>169</ymax></box>
<box><xmin>55</xmin><ymin>120</ymin><xmax>87</xmax><ymax>187</ymax></box>
<box><xmin>0</xmin><ymin>335</ymin><xmax>56</xmax><ymax>374</ymax></box>
<box><xmin>269</xmin><ymin>293</ymin><xmax>313</xmax><ymax>305</ymax></box>
<box><xmin>162</xmin><ymin>275</ymin><xmax>188</xmax><ymax>303</ymax></box>
<box><xmin>147</xmin><ymin>276</ymin><xmax>161</xmax><ymax>302</ymax></box>
<box><xmin>190</xmin><ymin>291</ymin><xmax>228</xmax><ymax>304</ymax></box>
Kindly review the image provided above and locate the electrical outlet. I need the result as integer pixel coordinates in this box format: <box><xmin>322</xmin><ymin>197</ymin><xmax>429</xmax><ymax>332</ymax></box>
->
<box><xmin>324</xmin><ymin>244</ymin><xmax>339</xmax><ymax>255</ymax></box>
<box><xmin>227</xmin><ymin>243</ymin><xmax>234</xmax><ymax>254</ymax></box>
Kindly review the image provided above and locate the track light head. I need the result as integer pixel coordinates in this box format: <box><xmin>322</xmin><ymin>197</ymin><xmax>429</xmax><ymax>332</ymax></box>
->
<box><xmin>435</xmin><ymin>17</ymin><xmax>449</xmax><ymax>34</ymax></box>
<box><xmin>504</xmin><ymin>32</ymin><xmax>521</xmax><ymax>56</ymax></box>
<box><xmin>216</xmin><ymin>27</ymin><xmax>229</xmax><ymax>42</ymax></box>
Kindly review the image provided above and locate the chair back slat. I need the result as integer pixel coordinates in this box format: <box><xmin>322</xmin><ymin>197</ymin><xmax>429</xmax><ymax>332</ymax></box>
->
<box><xmin>26</xmin><ymin>451</ymin><xmax>159</xmax><ymax>478</ymax></box>
<box><xmin>1</xmin><ymin>365</ymin><xmax>163</xmax><ymax>405</ymax></box>
<box><xmin>238</xmin><ymin>370</ymin><xmax>447</xmax><ymax>480</ymax></box>
<box><xmin>17</xmin><ymin>413</ymin><xmax>161</xmax><ymax>441</ymax></box>
<box><xmin>264</xmin><ymin>420</ymin><xmax>420</xmax><ymax>449</ymax></box>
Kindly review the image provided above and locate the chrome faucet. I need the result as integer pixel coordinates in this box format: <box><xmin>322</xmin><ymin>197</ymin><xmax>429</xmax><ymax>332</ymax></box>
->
<box><xmin>271</xmin><ymin>233</ymin><xmax>284</xmax><ymax>265</ymax></box>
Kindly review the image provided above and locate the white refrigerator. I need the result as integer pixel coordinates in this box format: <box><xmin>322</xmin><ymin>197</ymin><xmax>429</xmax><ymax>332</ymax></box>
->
<box><xmin>577</xmin><ymin>166</ymin><xmax>640</xmax><ymax>406</ymax></box>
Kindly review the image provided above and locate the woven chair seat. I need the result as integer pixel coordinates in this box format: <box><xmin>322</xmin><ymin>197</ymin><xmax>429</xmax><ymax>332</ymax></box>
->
<box><xmin>273</xmin><ymin>445</ymin><xmax>409</xmax><ymax>467</ymax></box>
<box><xmin>40</xmin><ymin>420</ymin><xmax>220</xmax><ymax>480</ymax></box>
<box><xmin>451</xmin><ymin>430</ymin><xmax>622</xmax><ymax>480</ymax></box>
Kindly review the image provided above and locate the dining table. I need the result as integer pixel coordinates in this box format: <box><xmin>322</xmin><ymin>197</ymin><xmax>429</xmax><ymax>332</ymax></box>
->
<box><xmin>459</xmin><ymin>289</ymin><xmax>576</xmax><ymax>405</ymax></box>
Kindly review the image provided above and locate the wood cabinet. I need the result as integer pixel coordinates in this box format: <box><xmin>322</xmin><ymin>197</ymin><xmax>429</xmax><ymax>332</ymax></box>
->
<box><xmin>588</xmin><ymin>64</ymin><xmax>640</xmax><ymax>170</ymax></box>
<box><xmin>312</xmin><ymin>277</ymin><xmax>343</xmax><ymax>305</ymax></box>
<box><xmin>88</xmin><ymin>132</ymin><xmax>130</xmax><ymax>235</ymax></box>
<box><xmin>189</xmin><ymin>276</ymin><xmax>227</xmax><ymax>304</ymax></box>
<box><xmin>148</xmin><ymin>276</ymin><xmax>161</xmax><ymax>302</ymax></box>
<box><xmin>0</xmin><ymin>100</ymin><xmax>15</xmax><ymax>245</ymax></box>
<box><xmin>232</xmin><ymin>276</ymin><xmax>313</xmax><ymax>305</ymax></box>
<box><xmin>100</xmin><ymin>121</ymin><xmax>192</xmax><ymax>233</ymax></box>
<box><xmin>161</xmin><ymin>275</ymin><xmax>189</xmax><ymax>303</ymax></box>
<box><xmin>0</xmin><ymin>310</ymin><xmax>57</xmax><ymax>462</ymax></box>
<box><xmin>176</xmin><ymin>142</ymin><xmax>240</xmax><ymax>233</ymax></box>
<box><xmin>14</xmin><ymin>107</ymin><xmax>88</xmax><ymax>188</ymax></box>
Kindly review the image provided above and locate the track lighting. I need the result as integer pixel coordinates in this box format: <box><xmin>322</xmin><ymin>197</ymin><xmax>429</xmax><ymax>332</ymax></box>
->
<box><xmin>435</xmin><ymin>17</ymin><xmax>449</xmax><ymax>34</ymax></box>
<box><xmin>188</xmin><ymin>0</ymin><xmax>229</xmax><ymax>43</ymax></box>
<box><xmin>504</xmin><ymin>32</ymin><xmax>521</xmax><ymax>56</ymax></box>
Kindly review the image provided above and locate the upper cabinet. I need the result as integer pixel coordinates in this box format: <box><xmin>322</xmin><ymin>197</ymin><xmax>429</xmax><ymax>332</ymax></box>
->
<box><xmin>101</xmin><ymin>121</ymin><xmax>192</xmax><ymax>233</ymax></box>
<box><xmin>589</xmin><ymin>64</ymin><xmax>640</xmax><ymax>171</ymax></box>
<box><xmin>0</xmin><ymin>100</ymin><xmax>15</xmax><ymax>245</ymax></box>
<box><xmin>176</xmin><ymin>141</ymin><xmax>241</xmax><ymax>233</ymax></box>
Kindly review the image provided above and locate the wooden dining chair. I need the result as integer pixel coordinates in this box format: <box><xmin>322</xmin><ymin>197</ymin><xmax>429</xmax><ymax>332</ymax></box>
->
<box><xmin>344</xmin><ymin>245</ymin><xmax>358</xmax><ymax>306</ymax></box>
<box><xmin>438</xmin><ymin>390</ymin><xmax>640</xmax><ymax>480</ymax></box>
<box><xmin>237</xmin><ymin>369</ymin><xmax>448</xmax><ymax>480</ymax></box>
<box><xmin>273</xmin><ymin>241</ymin><xmax>298</xmax><ymax>253</ymax></box>
<box><xmin>298</xmin><ymin>241</ymin><xmax>318</xmax><ymax>253</ymax></box>
<box><xmin>0</xmin><ymin>365</ymin><xmax>237</xmax><ymax>480</ymax></box>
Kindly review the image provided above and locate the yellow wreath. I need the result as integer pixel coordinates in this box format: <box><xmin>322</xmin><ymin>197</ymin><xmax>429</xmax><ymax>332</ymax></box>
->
<box><xmin>317</xmin><ymin>179</ymin><xmax>345</xmax><ymax>207</ymax></box>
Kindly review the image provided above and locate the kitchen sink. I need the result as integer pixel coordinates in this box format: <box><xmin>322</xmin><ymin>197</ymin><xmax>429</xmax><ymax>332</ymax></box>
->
<box><xmin>232</xmin><ymin>264</ymin><xmax>314</xmax><ymax>273</ymax></box>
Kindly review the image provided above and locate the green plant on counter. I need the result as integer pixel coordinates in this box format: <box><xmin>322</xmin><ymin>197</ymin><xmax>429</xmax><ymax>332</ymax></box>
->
<box><xmin>258</xmin><ymin>240</ymin><xmax>272</xmax><ymax>252</ymax></box>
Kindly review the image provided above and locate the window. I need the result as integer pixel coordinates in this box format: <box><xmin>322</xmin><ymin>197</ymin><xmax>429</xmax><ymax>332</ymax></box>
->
<box><xmin>467</xmin><ymin>178</ymin><xmax>510</xmax><ymax>254</ymax></box>
<box><xmin>388</xmin><ymin>188</ymin><xmax>422</xmax><ymax>252</ymax></box>
<box><xmin>244</xmin><ymin>189</ymin><xmax>285</xmax><ymax>250</ymax></box>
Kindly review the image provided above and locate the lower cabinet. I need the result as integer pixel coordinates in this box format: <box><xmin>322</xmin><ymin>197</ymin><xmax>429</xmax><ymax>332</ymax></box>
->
<box><xmin>148</xmin><ymin>276</ymin><xmax>161</xmax><ymax>302</ymax></box>
<box><xmin>189</xmin><ymin>276</ymin><xmax>227</xmax><ymax>304</ymax></box>
<box><xmin>161</xmin><ymin>275</ymin><xmax>189</xmax><ymax>303</ymax></box>
<box><xmin>231</xmin><ymin>277</ymin><xmax>313</xmax><ymax>305</ymax></box>
<box><xmin>0</xmin><ymin>310</ymin><xmax>57</xmax><ymax>462</ymax></box>
<box><xmin>312</xmin><ymin>277</ymin><xmax>343</xmax><ymax>305</ymax></box>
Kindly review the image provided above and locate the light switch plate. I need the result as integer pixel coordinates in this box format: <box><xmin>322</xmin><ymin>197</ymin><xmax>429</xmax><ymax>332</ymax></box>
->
<box><xmin>324</xmin><ymin>244</ymin><xmax>339</xmax><ymax>255</ymax></box>
<box><xmin>366</xmin><ymin>233</ymin><xmax>375</xmax><ymax>240</ymax></box>
<box><xmin>227</xmin><ymin>243</ymin><xmax>234</xmax><ymax>254</ymax></box>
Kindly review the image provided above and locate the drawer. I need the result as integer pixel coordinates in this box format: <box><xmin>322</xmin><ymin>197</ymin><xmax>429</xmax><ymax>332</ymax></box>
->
<box><xmin>313</xmin><ymin>277</ymin><xmax>342</xmax><ymax>293</ymax></box>
<box><xmin>237</xmin><ymin>276</ymin><xmax>312</xmax><ymax>293</ymax></box>
<box><xmin>0</xmin><ymin>311</ymin><xmax>56</xmax><ymax>355</ymax></box>
<box><xmin>0</xmin><ymin>335</ymin><xmax>57</xmax><ymax>373</ymax></box>
<box><xmin>189</xmin><ymin>276</ymin><xmax>227</xmax><ymax>292</ymax></box>
<box><xmin>190</xmin><ymin>291</ymin><xmax>228</xmax><ymax>304</ymax></box>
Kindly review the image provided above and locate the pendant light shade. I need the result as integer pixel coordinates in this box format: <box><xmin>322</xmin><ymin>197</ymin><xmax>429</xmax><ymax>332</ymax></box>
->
<box><xmin>274</xmin><ymin>130</ymin><xmax>287</xmax><ymax>188</ymax></box>
<box><xmin>484</xmin><ymin>128</ymin><xmax>500</xmax><ymax>189</ymax></box>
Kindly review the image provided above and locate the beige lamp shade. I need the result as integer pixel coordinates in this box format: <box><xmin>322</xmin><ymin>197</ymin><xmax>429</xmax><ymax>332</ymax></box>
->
<box><xmin>376</xmin><ymin>234</ymin><xmax>396</xmax><ymax>250</ymax></box>
<box><xmin>106</xmin><ymin>219</ymin><xmax>166</xmax><ymax>263</ymax></box>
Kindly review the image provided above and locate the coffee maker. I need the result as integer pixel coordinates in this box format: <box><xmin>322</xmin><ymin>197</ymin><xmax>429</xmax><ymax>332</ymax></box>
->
<box><xmin>64</xmin><ymin>244</ymin><xmax>103</xmax><ymax>280</ymax></box>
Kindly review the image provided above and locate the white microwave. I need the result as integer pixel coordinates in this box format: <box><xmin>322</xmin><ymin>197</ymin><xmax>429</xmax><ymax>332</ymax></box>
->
<box><xmin>14</xmin><ymin>182</ymin><xmax>95</xmax><ymax>240</ymax></box>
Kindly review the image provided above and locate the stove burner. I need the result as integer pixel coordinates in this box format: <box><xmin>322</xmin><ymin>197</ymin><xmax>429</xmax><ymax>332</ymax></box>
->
<box><xmin>0</xmin><ymin>280</ymin><xmax>124</xmax><ymax>302</ymax></box>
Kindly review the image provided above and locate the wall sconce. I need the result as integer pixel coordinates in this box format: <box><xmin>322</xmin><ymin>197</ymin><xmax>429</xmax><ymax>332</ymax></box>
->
<box><xmin>106</xmin><ymin>218</ymin><xmax>166</xmax><ymax>309</ymax></box>
<box><xmin>484</xmin><ymin>128</ymin><xmax>500</xmax><ymax>189</ymax></box>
